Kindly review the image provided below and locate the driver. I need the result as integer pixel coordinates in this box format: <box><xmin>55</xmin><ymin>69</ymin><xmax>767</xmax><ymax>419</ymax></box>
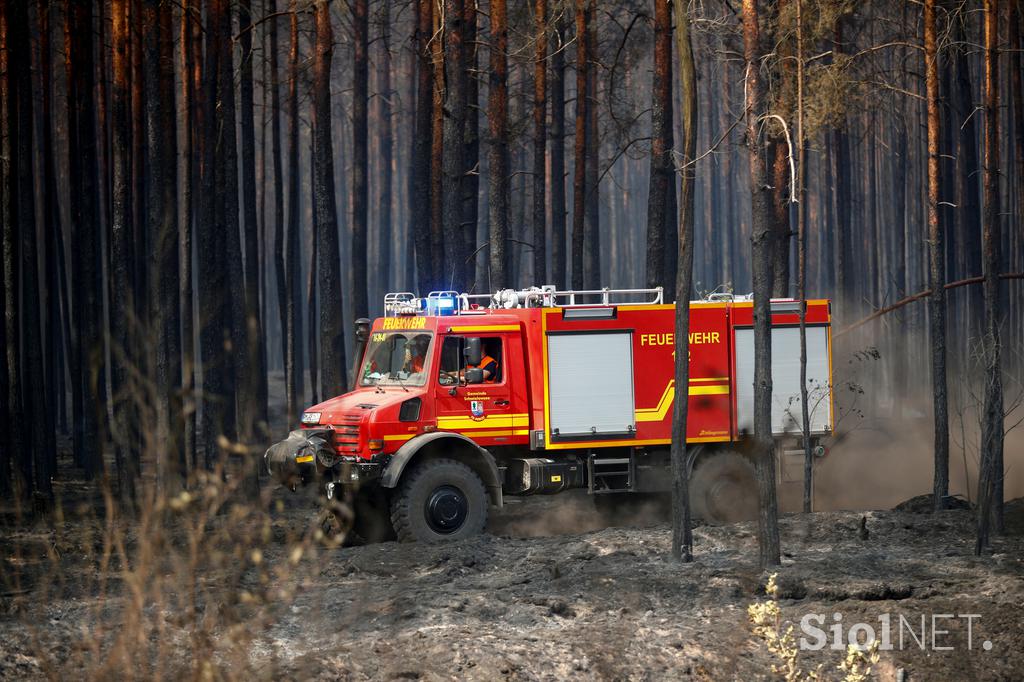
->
<box><xmin>467</xmin><ymin>347</ymin><xmax>498</xmax><ymax>383</ymax></box>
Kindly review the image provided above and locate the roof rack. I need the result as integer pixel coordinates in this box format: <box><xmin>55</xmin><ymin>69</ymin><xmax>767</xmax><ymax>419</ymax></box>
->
<box><xmin>383</xmin><ymin>285</ymin><xmax>664</xmax><ymax>317</ymax></box>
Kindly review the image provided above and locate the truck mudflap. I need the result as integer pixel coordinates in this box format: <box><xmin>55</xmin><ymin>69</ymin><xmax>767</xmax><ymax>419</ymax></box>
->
<box><xmin>265</xmin><ymin>428</ymin><xmax>332</xmax><ymax>489</ymax></box>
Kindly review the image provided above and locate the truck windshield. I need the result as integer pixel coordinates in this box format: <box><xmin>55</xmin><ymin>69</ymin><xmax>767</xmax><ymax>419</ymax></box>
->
<box><xmin>359</xmin><ymin>331</ymin><xmax>433</xmax><ymax>387</ymax></box>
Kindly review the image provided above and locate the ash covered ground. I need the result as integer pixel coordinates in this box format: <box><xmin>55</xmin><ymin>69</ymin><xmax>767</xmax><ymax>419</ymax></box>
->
<box><xmin>2</xmin><ymin>487</ymin><xmax>1022</xmax><ymax>681</ymax></box>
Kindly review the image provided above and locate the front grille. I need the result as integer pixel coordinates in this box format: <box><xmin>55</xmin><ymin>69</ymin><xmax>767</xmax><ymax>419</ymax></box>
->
<box><xmin>332</xmin><ymin>413</ymin><xmax>363</xmax><ymax>456</ymax></box>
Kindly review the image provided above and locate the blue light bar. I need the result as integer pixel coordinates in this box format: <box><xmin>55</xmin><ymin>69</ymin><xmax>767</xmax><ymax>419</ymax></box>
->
<box><xmin>426</xmin><ymin>294</ymin><xmax>458</xmax><ymax>316</ymax></box>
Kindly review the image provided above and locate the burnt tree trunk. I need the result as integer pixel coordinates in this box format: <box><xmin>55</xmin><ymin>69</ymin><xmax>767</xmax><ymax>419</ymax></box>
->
<box><xmin>239</xmin><ymin>0</ymin><xmax>268</xmax><ymax>436</ymax></box>
<box><xmin>671</xmin><ymin>0</ymin><xmax>696</xmax><ymax>561</ymax></box>
<box><xmin>66</xmin><ymin>0</ymin><xmax>104</xmax><ymax>479</ymax></box>
<box><xmin>646</xmin><ymin>0</ymin><xmax>671</xmax><ymax>292</ymax></box>
<box><xmin>9</xmin><ymin>0</ymin><xmax>51</xmax><ymax>499</ymax></box>
<box><xmin>0</xmin><ymin>6</ymin><xmax>11</xmax><ymax>497</ymax></box>
<box><xmin>145</xmin><ymin>0</ymin><xmax>183</xmax><ymax>487</ymax></box>
<box><xmin>461</xmin><ymin>0</ymin><xmax>480</xmax><ymax>291</ymax></box>
<box><xmin>976</xmin><ymin>0</ymin><xmax>1004</xmax><ymax>552</ymax></box>
<box><xmin>770</xmin><ymin>138</ymin><xmax>791</xmax><ymax>297</ymax></box>
<box><xmin>430</xmin><ymin>8</ymin><xmax>444</xmax><ymax>289</ymax></box>
<box><xmin>269</xmin><ymin>0</ymin><xmax>289</xmax><ymax>410</ymax></box>
<box><xmin>549</xmin><ymin>12</ymin><xmax>567</xmax><ymax>289</ymax></box>
<box><xmin>313</xmin><ymin>0</ymin><xmax>347</xmax><ymax>398</ymax></box>
<box><xmin>411</xmin><ymin>0</ymin><xmax>434</xmax><ymax>292</ymax></box>
<box><xmin>285</xmin><ymin>10</ymin><xmax>304</xmax><ymax>423</ymax></box>
<box><xmin>443</xmin><ymin>0</ymin><xmax>468</xmax><ymax>290</ymax></box>
<box><xmin>532</xmin><ymin>0</ymin><xmax>547</xmax><ymax>284</ymax></box>
<box><xmin>742</xmin><ymin>0</ymin><xmax>780</xmax><ymax>569</ymax></box>
<box><xmin>488</xmin><ymin>0</ymin><xmax>510</xmax><ymax>289</ymax></box>
<box><xmin>924</xmin><ymin>0</ymin><xmax>949</xmax><ymax>511</ymax></box>
<box><xmin>111</xmin><ymin>0</ymin><xmax>137</xmax><ymax>500</ymax></box>
<box><xmin>571</xmin><ymin>0</ymin><xmax>587</xmax><ymax>290</ymax></box>
<box><xmin>181</xmin><ymin>0</ymin><xmax>199</xmax><ymax>470</ymax></box>
<box><xmin>583</xmin><ymin>6</ymin><xmax>599</xmax><ymax>288</ymax></box>
<box><xmin>377</xmin><ymin>0</ymin><xmax>394</xmax><ymax>297</ymax></box>
<box><xmin>352</xmin><ymin>0</ymin><xmax>369</xmax><ymax>317</ymax></box>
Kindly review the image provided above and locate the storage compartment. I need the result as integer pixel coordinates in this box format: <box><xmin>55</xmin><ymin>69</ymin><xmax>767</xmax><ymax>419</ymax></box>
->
<box><xmin>546</xmin><ymin>331</ymin><xmax>636</xmax><ymax>440</ymax></box>
<box><xmin>504</xmin><ymin>458</ymin><xmax>585</xmax><ymax>495</ymax></box>
<box><xmin>734</xmin><ymin>325</ymin><xmax>832</xmax><ymax>435</ymax></box>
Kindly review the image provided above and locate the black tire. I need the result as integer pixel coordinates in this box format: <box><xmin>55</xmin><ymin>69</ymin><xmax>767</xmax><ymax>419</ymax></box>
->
<box><xmin>689</xmin><ymin>451</ymin><xmax>758</xmax><ymax>524</ymax></box>
<box><xmin>353</xmin><ymin>485</ymin><xmax>397</xmax><ymax>543</ymax></box>
<box><xmin>390</xmin><ymin>458</ymin><xmax>488</xmax><ymax>543</ymax></box>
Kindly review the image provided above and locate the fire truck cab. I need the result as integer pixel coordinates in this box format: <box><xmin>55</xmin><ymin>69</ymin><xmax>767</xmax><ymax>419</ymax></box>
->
<box><xmin>266</xmin><ymin>286</ymin><xmax>834</xmax><ymax>543</ymax></box>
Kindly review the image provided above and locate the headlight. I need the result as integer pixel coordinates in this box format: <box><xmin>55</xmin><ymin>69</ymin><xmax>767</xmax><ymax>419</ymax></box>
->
<box><xmin>301</xmin><ymin>412</ymin><xmax>321</xmax><ymax>425</ymax></box>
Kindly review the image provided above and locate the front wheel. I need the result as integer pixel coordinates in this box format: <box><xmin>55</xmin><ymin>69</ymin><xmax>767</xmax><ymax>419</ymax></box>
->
<box><xmin>390</xmin><ymin>458</ymin><xmax>488</xmax><ymax>543</ymax></box>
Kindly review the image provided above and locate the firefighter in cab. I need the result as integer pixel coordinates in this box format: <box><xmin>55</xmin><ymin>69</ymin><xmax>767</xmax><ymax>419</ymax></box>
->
<box><xmin>442</xmin><ymin>338</ymin><xmax>498</xmax><ymax>384</ymax></box>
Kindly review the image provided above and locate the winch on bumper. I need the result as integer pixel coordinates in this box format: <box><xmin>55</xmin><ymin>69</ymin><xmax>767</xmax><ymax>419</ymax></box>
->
<box><xmin>264</xmin><ymin>428</ymin><xmax>383</xmax><ymax>492</ymax></box>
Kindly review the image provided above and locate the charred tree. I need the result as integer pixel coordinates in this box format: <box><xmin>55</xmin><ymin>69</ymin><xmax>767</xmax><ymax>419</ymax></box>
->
<box><xmin>488</xmin><ymin>0</ymin><xmax>510</xmax><ymax>289</ymax></box>
<box><xmin>924</xmin><ymin>0</ymin><xmax>949</xmax><ymax>511</ymax></box>
<box><xmin>770</xmin><ymin>139</ymin><xmax>791</xmax><ymax>297</ymax></box>
<box><xmin>411</xmin><ymin>0</ymin><xmax>435</xmax><ymax>292</ymax></box>
<box><xmin>66</xmin><ymin>0</ymin><xmax>104</xmax><ymax>478</ymax></box>
<box><xmin>111</xmin><ymin>0</ymin><xmax>137</xmax><ymax>499</ymax></box>
<box><xmin>144</xmin><ymin>0</ymin><xmax>183</xmax><ymax>486</ymax></box>
<box><xmin>268</xmin><ymin>0</ymin><xmax>289</xmax><ymax>414</ymax></box>
<box><xmin>0</xmin><ymin>5</ymin><xmax>10</xmax><ymax>496</ymax></box>
<box><xmin>671</xmin><ymin>0</ymin><xmax>697</xmax><ymax>562</ymax></box>
<box><xmin>532</xmin><ymin>0</ymin><xmax>548</xmax><ymax>284</ymax></box>
<box><xmin>571</xmin><ymin>0</ymin><xmax>588</xmax><ymax>290</ymax></box>
<box><xmin>976</xmin><ymin>0</ymin><xmax>1004</xmax><ymax>552</ymax></box>
<box><xmin>353</xmin><ymin>0</ymin><xmax>370</xmax><ymax>317</ymax></box>
<box><xmin>743</xmin><ymin>0</ymin><xmax>780</xmax><ymax>568</ymax></box>
<box><xmin>9</xmin><ymin>0</ymin><xmax>50</xmax><ymax>499</ymax></box>
<box><xmin>239</xmin><ymin>0</ymin><xmax>268</xmax><ymax>435</ymax></box>
<box><xmin>461</xmin><ymin>0</ymin><xmax>480</xmax><ymax>291</ymax></box>
<box><xmin>549</xmin><ymin>12</ymin><xmax>567</xmax><ymax>289</ymax></box>
<box><xmin>442</xmin><ymin>0</ymin><xmax>468</xmax><ymax>290</ymax></box>
<box><xmin>583</xmin><ymin>6</ymin><xmax>599</xmax><ymax>289</ymax></box>
<box><xmin>377</xmin><ymin>0</ymin><xmax>394</xmax><ymax>297</ymax></box>
<box><xmin>285</xmin><ymin>9</ymin><xmax>304</xmax><ymax>425</ymax></box>
<box><xmin>313</xmin><ymin>0</ymin><xmax>348</xmax><ymax>398</ymax></box>
<box><xmin>181</xmin><ymin>0</ymin><xmax>200</xmax><ymax>469</ymax></box>
<box><xmin>646</xmin><ymin>0</ymin><xmax>672</xmax><ymax>292</ymax></box>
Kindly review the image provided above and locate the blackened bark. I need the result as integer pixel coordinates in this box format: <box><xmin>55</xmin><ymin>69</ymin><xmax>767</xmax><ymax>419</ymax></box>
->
<box><xmin>671</xmin><ymin>0</ymin><xmax>696</xmax><ymax>561</ymax></box>
<box><xmin>952</xmin><ymin>17</ymin><xmax>982</xmax><ymax>320</ymax></box>
<box><xmin>442</xmin><ymin>0</ymin><xmax>468</xmax><ymax>291</ymax></box>
<box><xmin>411</xmin><ymin>0</ymin><xmax>434</xmax><ymax>292</ymax></box>
<box><xmin>313</xmin><ymin>0</ymin><xmax>347</xmax><ymax>399</ymax></box>
<box><xmin>112</xmin><ymin>0</ymin><xmax>137</xmax><ymax>500</ymax></box>
<box><xmin>646</xmin><ymin>0</ymin><xmax>671</xmax><ymax>292</ymax></box>
<box><xmin>532</xmin><ymin>0</ymin><xmax>547</xmax><ymax>284</ymax></box>
<box><xmin>770</xmin><ymin>138</ymin><xmax>791</xmax><ymax>297</ymax></box>
<box><xmin>181</xmin><ymin>0</ymin><xmax>199</xmax><ymax>470</ymax></box>
<box><xmin>145</xmin><ymin>0</ymin><xmax>183</xmax><ymax>486</ymax></box>
<box><xmin>377</xmin><ymin>0</ymin><xmax>394</xmax><ymax>296</ymax></box>
<box><xmin>353</xmin><ymin>0</ymin><xmax>369</xmax><ymax>316</ymax></box>
<box><xmin>269</xmin><ymin>0</ymin><xmax>288</xmax><ymax>409</ymax></box>
<box><xmin>284</xmin><ymin>10</ymin><xmax>304</xmax><ymax>425</ymax></box>
<box><xmin>0</xmin><ymin>6</ymin><xmax>9</xmax><ymax>495</ymax></box>
<box><xmin>549</xmin><ymin>12</ymin><xmax>567</xmax><ymax>289</ymax></box>
<box><xmin>571</xmin><ymin>0</ymin><xmax>587</xmax><ymax>290</ymax></box>
<box><xmin>743</xmin><ymin>0</ymin><xmax>780</xmax><ymax>569</ymax></box>
<box><xmin>924</xmin><ymin>0</ymin><xmax>949</xmax><ymax>512</ymax></box>
<box><xmin>976</xmin><ymin>0</ymin><xmax>1003</xmax><ymax>552</ymax></box>
<box><xmin>239</xmin><ymin>0</ymin><xmax>268</xmax><ymax>436</ymax></box>
<box><xmin>66</xmin><ymin>0</ymin><xmax>104</xmax><ymax>479</ymax></box>
<box><xmin>583</xmin><ymin>6</ymin><xmax>599</xmax><ymax>289</ymax></box>
<box><xmin>9</xmin><ymin>0</ymin><xmax>50</xmax><ymax>499</ymax></box>
<box><xmin>37</xmin><ymin>0</ymin><xmax>64</xmax><ymax>472</ymax></box>
<box><xmin>308</xmin><ymin>139</ymin><xmax>319</xmax><ymax>403</ymax></box>
<box><xmin>430</xmin><ymin>15</ymin><xmax>444</xmax><ymax>289</ymax></box>
<box><xmin>461</xmin><ymin>0</ymin><xmax>480</xmax><ymax>291</ymax></box>
<box><xmin>488</xmin><ymin>0</ymin><xmax>510</xmax><ymax>289</ymax></box>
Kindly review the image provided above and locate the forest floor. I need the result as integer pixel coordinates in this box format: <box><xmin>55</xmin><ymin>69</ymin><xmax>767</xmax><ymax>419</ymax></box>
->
<box><xmin>2</xmin><ymin>481</ymin><xmax>1023</xmax><ymax>681</ymax></box>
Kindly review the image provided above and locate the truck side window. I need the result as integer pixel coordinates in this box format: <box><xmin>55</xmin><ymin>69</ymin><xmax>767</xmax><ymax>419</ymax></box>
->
<box><xmin>437</xmin><ymin>337</ymin><xmax>503</xmax><ymax>384</ymax></box>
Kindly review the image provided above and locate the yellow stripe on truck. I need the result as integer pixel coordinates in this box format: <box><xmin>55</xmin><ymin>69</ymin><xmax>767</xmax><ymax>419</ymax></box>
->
<box><xmin>436</xmin><ymin>413</ymin><xmax>529</xmax><ymax>429</ymax></box>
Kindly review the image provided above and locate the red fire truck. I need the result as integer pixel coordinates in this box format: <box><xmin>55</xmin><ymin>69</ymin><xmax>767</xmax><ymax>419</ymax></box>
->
<box><xmin>266</xmin><ymin>286</ymin><xmax>834</xmax><ymax>543</ymax></box>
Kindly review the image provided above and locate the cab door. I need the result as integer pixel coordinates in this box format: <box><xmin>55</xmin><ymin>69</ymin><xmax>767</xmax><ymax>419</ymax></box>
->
<box><xmin>433</xmin><ymin>333</ymin><xmax>526</xmax><ymax>446</ymax></box>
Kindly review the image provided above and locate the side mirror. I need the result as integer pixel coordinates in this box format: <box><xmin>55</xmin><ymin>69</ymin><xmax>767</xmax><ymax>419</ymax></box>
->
<box><xmin>464</xmin><ymin>337</ymin><xmax>483</xmax><ymax>366</ymax></box>
<box><xmin>464</xmin><ymin>368</ymin><xmax>484</xmax><ymax>384</ymax></box>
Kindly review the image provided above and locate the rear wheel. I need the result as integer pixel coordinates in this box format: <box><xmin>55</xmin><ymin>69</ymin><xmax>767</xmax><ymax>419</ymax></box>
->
<box><xmin>689</xmin><ymin>450</ymin><xmax>758</xmax><ymax>524</ymax></box>
<box><xmin>390</xmin><ymin>458</ymin><xmax>488</xmax><ymax>542</ymax></box>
